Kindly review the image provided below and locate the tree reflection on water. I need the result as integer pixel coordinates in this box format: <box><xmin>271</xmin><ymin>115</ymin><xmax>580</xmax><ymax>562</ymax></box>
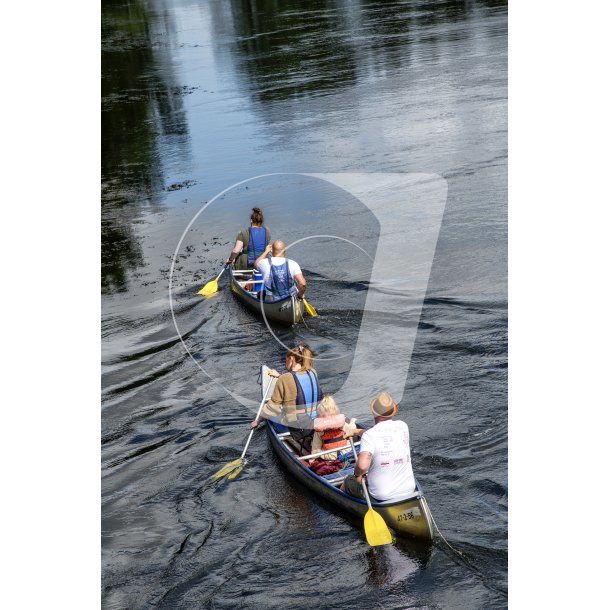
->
<box><xmin>101</xmin><ymin>0</ymin><xmax>190</xmax><ymax>293</ymax></box>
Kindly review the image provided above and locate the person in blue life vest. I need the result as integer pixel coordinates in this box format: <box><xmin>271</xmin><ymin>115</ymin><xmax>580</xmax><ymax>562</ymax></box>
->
<box><xmin>250</xmin><ymin>344</ymin><xmax>322</xmax><ymax>454</ymax></box>
<box><xmin>340</xmin><ymin>391</ymin><xmax>417</xmax><ymax>503</ymax></box>
<box><xmin>254</xmin><ymin>240</ymin><xmax>307</xmax><ymax>303</ymax></box>
<box><xmin>225</xmin><ymin>207</ymin><xmax>271</xmax><ymax>271</ymax></box>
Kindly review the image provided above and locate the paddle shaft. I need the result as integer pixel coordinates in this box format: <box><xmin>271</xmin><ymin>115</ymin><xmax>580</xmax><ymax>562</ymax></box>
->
<box><xmin>199</xmin><ymin>264</ymin><xmax>229</xmax><ymax>295</ymax></box>
<box><xmin>349</xmin><ymin>437</ymin><xmax>374</xmax><ymax>510</ymax></box>
<box><xmin>240</xmin><ymin>374</ymin><xmax>274</xmax><ymax>460</ymax></box>
<box><xmin>215</xmin><ymin>265</ymin><xmax>229</xmax><ymax>282</ymax></box>
<box><xmin>360</xmin><ymin>472</ymin><xmax>374</xmax><ymax>509</ymax></box>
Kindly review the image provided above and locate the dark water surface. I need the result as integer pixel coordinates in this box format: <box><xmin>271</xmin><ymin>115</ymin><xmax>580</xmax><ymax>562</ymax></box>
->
<box><xmin>101</xmin><ymin>1</ymin><xmax>507</xmax><ymax>608</ymax></box>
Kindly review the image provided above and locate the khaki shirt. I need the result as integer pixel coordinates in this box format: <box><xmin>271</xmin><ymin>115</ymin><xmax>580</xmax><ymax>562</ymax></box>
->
<box><xmin>261</xmin><ymin>370</ymin><xmax>319</xmax><ymax>424</ymax></box>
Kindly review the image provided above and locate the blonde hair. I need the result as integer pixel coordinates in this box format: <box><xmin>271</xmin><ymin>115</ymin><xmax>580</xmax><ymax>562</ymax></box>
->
<box><xmin>316</xmin><ymin>395</ymin><xmax>339</xmax><ymax>417</ymax></box>
<box><xmin>288</xmin><ymin>343</ymin><xmax>317</xmax><ymax>372</ymax></box>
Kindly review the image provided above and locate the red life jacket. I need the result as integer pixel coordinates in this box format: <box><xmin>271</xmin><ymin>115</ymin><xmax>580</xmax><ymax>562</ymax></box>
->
<box><xmin>322</xmin><ymin>428</ymin><xmax>346</xmax><ymax>451</ymax></box>
<box><xmin>314</xmin><ymin>414</ymin><xmax>347</xmax><ymax>451</ymax></box>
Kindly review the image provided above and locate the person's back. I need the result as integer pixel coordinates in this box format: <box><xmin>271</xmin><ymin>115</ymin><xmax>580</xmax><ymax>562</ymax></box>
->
<box><xmin>264</xmin><ymin>256</ymin><xmax>297</xmax><ymax>301</ymax></box>
<box><xmin>251</xmin><ymin>344</ymin><xmax>321</xmax><ymax>454</ymax></box>
<box><xmin>341</xmin><ymin>391</ymin><xmax>416</xmax><ymax>502</ymax></box>
<box><xmin>359</xmin><ymin>418</ymin><xmax>415</xmax><ymax>501</ymax></box>
<box><xmin>226</xmin><ymin>207</ymin><xmax>271</xmax><ymax>270</ymax></box>
<box><xmin>244</xmin><ymin>225</ymin><xmax>269</xmax><ymax>268</ymax></box>
<box><xmin>255</xmin><ymin>240</ymin><xmax>306</xmax><ymax>302</ymax></box>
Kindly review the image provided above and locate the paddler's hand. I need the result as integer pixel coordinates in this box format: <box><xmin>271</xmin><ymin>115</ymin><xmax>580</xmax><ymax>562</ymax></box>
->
<box><xmin>250</xmin><ymin>418</ymin><xmax>261</xmax><ymax>429</ymax></box>
<box><xmin>267</xmin><ymin>369</ymin><xmax>280</xmax><ymax>378</ymax></box>
<box><xmin>354</xmin><ymin>468</ymin><xmax>367</xmax><ymax>484</ymax></box>
<box><xmin>344</xmin><ymin>429</ymin><xmax>364</xmax><ymax>440</ymax></box>
<box><xmin>342</xmin><ymin>417</ymin><xmax>358</xmax><ymax>438</ymax></box>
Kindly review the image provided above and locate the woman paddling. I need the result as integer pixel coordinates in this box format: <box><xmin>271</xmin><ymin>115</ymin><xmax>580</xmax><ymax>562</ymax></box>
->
<box><xmin>225</xmin><ymin>207</ymin><xmax>271</xmax><ymax>271</ymax></box>
<box><xmin>250</xmin><ymin>344</ymin><xmax>323</xmax><ymax>453</ymax></box>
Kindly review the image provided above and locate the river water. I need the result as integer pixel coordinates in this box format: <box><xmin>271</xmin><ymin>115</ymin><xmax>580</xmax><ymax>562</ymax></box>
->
<box><xmin>101</xmin><ymin>0</ymin><xmax>507</xmax><ymax>608</ymax></box>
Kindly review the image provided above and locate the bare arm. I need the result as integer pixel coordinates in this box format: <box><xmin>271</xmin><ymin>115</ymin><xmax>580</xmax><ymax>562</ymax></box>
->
<box><xmin>293</xmin><ymin>273</ymin><xmax>306</xmax><ymax>298</ymax></box>
<box><xmin>226</xmin><ymin>239</ymin><xmax>244</xmax><ymax>264</ymax></box>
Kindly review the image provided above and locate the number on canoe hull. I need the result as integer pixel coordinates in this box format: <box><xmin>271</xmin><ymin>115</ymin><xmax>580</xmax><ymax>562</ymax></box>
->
<box><xmin>397</xmin><ymin>507</ymin><xmax>421</xmax><ymax>522</ymax></box>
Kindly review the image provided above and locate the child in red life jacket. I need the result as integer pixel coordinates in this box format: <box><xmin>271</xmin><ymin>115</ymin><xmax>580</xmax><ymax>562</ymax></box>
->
<box><xmin>310</xmin><ymin>396</ymin><xmax>357</xmax><ymax>462</ymax></box>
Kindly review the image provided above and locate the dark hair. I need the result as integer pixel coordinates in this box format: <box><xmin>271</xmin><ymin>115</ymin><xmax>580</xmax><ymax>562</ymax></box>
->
<box><xmin>251</xmin><ymin>207</ymin><xmax>264</xmax><ymax>225</ymax></box>
<box><xmin>288</xmin><ymin>343</ymin><xmax>318</xmax><ymax>371</ymax></box>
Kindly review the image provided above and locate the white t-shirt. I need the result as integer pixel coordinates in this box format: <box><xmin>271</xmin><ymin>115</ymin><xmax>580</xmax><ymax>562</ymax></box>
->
<box><xmin>256</xmin><ymin>257</ymin><xmax>302</xmax><ymax>284</ymax></box>
<box><xmin>359</xmin><ymin>419</ymin><xmax>416</xmax><ymax>502</ymax></box>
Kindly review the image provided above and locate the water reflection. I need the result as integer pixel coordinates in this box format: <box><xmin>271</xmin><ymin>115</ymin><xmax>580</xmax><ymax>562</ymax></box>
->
<box><xmin>101</xmin><ymin>216</ymin><xmax>144</xmax><ymax>293</ymax></box>
<box><xmin>101</xmin><ymin>0</ymin><xmax>191</xmax><ymax>293</ymax></box>
<box><xmin>226</xmin><ymin>0</ymin><xmax>361</xmax><ymax>102</ymax></box>
<box><xmin>364</xmin><ymin>540</ymin><xmax>432</xmax><ymax>587</ymax></box>
<box><xmin>101</xmin><ymin>0</ymin><xmax>507</xmax><ymax>604</ymax></box>
<box><xmin>218</xmin><ymin>0</ymin><xmax>507</xmax><ymax>107</ymax></box>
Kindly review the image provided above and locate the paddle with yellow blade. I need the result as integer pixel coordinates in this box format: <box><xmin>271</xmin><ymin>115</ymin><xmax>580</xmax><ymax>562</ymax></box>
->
<box><xmin>348</xmin><ymin>437</ymin><xmax>393</xmax><ymax>546</ymax></box>
<box><xmin>210</xmin><ymin>370</ymin><xmax>276</xmax><ymax>480</ymax></box>
<box><xmin>197</xmin><ymin>264</ymin><xmax>228</xmax><ymax>297</ymax></box>
<box><xmin>302</xmin><ymin>297</ymin><xmax>318</xmax><ymax>317</ymax></box>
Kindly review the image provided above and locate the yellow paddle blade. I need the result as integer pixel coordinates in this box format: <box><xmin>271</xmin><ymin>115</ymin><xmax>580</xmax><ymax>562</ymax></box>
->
<box><xmin>363</xmin><ymin>508</ymin><xmax>393</xmax><ymax>546</ymax></box>
<box><xmin>210</xmin><ymin>458</ymin><xmax>242</xmax><ymax>480</ymax></box>
<box><xmin>226</xmin><ymin>464</ymin><xmax>244</xmax><ymax>480</ymax></box>
<box><xmin>197</xmin><ymin>279</ymin><xmax>219</xmax><ymax>297</ymax></box>
<box><xmin>303</xmin><ymin>298</ymin><xmax>318</xmax><ymax>317</ymax></box>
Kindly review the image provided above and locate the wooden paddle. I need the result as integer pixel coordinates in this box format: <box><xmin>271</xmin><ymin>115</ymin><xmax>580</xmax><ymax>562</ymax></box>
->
<box><xmin>210</xmin><ymin>371</ymin><xmax>275</xmax><ymax>480</ymax></box>
<box><xmin>197</xmin><ymin>265</ymin><xmax>228</xmax><ymax>297</ymax></box>
<box><xmin>348</xmin><ymin>438</ymin><xmax>393</xmax><ymax>546</ymax></box>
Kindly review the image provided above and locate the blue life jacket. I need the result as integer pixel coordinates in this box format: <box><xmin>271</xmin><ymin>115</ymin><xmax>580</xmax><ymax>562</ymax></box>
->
<box><xmin>291</xmin><ymin>370</ymin><xmax>323</xmax><ymax>418</ymax></box>
<box><xmin>264</xmin><ymin>260</ymin><xmax>296</xmax><ymax>302</ymax></box>
<box><xmin>246</xmin><ymin>227</ymin><xmax>267</xmax><ymax>266</ymax></box>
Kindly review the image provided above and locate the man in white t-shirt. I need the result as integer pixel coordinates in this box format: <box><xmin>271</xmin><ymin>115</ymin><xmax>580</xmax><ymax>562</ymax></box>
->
<box><xmin>254</xmin><ymin>240</ymin><xmax>307</xmax><ymax>302</ymax></box>
<box><xmin>341</xmin><ymin>391</ymin><xmax>416</xmax><ymax>502</ymax></box>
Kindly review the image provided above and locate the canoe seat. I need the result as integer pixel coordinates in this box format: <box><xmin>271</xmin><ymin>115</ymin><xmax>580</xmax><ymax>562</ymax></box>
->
<box><xmin>281</xmin><ymin>436</ymin><xmax>306</xmax><ymax>454</ymax></box>
<box><xmin>238</xmin><ymin>280</ymin><xmax>264</xmax><ymax>287</ymax></box>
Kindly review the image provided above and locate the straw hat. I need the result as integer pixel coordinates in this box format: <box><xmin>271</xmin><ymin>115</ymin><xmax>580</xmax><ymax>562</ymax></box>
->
<box><xmin>370</xmin><ymin>392</ymin><xmax>398</xmax><ymax>418</ymax></box>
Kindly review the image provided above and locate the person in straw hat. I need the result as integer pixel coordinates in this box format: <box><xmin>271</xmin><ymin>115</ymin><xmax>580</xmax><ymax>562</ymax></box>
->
<box><xmin>340</xmin><ymin>391</ymin><xmax>416</xmax><ymax>502</ymax></box>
